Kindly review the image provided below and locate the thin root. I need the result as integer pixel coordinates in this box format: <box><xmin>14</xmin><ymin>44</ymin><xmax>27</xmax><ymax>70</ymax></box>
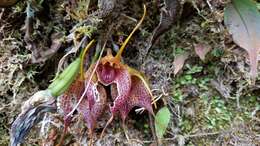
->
<box><xmin>89</xmin><ymin>131</ymin><xmax>93</xmax><ymax>146</ymax></box>
<box><xmin>56</xmin><ymin>125</ymin><xmax>67</xmax><ymax>146</ymax></box>
<box><xmin>122</xmin><ymin>122</ymin><xmax>130</xmax><ymax>141</ymax></box>
<box><xmin>100</xmin><ymin>115</ymin><xmax>114</xmax><ymax>139</ymax></box>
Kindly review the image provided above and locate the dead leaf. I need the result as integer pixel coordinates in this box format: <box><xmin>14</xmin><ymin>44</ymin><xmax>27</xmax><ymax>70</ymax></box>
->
<box><xmin>224</xmin><ymin>0</ymin><xmax>260</xmax><ymax>84</ymax></box>
<box><xmin>0</xmin><ymin>0</ymin><xmax>20</xmax><ymax>8</ymax></box>
<box><xmin>23</xmin><ymin>3</ymin><xmax>64</xmax><ymax>63</ymax></box>
<box><xmin>173</xmin><ymin>53</ymin><xmax>189</xmax><ymax>75</ymax></box>
<box><xmin>194</xmin><ymin>43</ymin><xmax>211</xmax><ymax>61</ymax></box>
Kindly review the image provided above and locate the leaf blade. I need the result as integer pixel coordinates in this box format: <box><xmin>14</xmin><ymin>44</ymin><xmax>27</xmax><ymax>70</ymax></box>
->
<box><xmin>155</xmin><ymin>106</ymin><xmax>171</xmax><ymax>139</ymax></box>
<box><xmin>194</xmin><ymin>43</ymin><xmax>211</xmax><ymax>61</ymax></box>
<box><xmin>224</xmin><ymin>0</ymin><xmax>260</xmax><ymax>83</ymax></box>
<box><xmin>173</xmin><ymin>53</ymin><xmax>189</xmax><ymax>75</ymax></box>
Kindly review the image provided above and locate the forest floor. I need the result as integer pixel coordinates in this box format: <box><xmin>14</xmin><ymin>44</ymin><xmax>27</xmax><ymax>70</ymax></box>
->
<box><xmin>0</xmin><ymin>0</ymin><xmax>260</xmax><ymax>145</ymax></box>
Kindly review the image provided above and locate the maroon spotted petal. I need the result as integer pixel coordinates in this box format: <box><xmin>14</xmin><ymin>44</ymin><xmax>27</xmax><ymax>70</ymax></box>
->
<box><xmin>77</xmin><ymin>80</ymin><xmax>107</xmax><ymax>133</ymax></box>
<box><xmin>111</xmin><ymin>76</ymin><xmax>154</xmax><ymax>123</ymax></box>
<box><xmin>110</xmin><ymin>84</ymin><xmax>129</xmax><ymax>122</ymax></box>
<box><xmin>110</xmin><ymin>68</ymin><xmax>131</xmax><ymax>114</ymax></box>
<box><xmin>60</xmin><ymin>94</ymin><xmax>73</xmax><ymax>129</ymax></box>
<box><xmin>59</xmin><ymin>79</ymin><xmax>85</xmax><ymax>128</ymax></box>
<box><xmin>96</xmin><ymin>63</ymin><xmax>131</xmax><ymax>115</ymax></box>
<box><xmin>128</xmin><ymin>76</ymin><xmax>154</xmax><ymax>115</ymax></box>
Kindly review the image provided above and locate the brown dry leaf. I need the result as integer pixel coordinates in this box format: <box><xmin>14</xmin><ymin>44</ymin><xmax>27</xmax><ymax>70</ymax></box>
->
<box><xmin>173</xmin><ymin>53</ymin><xmax>189</xmax><ymax>75</ymax></box>
<box><xmin>30</xmin><ymin>33</ymin><xmax>63</xmax><ymax>63</ymax></box>
<box><xmin>0</xmin><ymin>0</ymin><xmax>20</xmax><ymax>8</ymax></box>
<box><xmin>224</xmin><ymin>0</ymin><xmax>260</xmax><ymax>84</ymax></box>
<box><xmin>194</xmin><ymin>43</ymin><xmax>211</xmax><ymax>61</ymax></box>
<box><xmin>40</xmin><ymin>33</ymin><xmax>63</xmax><ymax>61</ymax></box>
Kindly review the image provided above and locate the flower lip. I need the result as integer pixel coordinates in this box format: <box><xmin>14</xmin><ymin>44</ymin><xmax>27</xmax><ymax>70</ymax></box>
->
<box><xmin>97</xmin><ymin>62</ymin><xmax>117</xmax><ymax>85</ymax></box>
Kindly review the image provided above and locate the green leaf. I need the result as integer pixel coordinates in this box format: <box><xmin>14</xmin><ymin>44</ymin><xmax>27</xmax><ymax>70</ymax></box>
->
<box><xmin>48</xmin><ymin>58</ymin><xmax>80</xmax><ymax>97</ymax></box>
<box><xmin>224</xmin><ymin>0</ymin><xmax>260</xmax><ymax>84</ymax></box>
<box><xmin>155</xmin><ymin>106</ymin><xmax>171</xmax><ymax>139</ymax></box>
<box><xmin>257</xmin><ymin>3</ymin><xmax>260</xmax><ymax>10</ymax></box>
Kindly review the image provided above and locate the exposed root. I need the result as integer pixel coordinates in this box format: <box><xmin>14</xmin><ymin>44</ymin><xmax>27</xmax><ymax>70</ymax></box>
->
<box><xmin>122</xmin><ymin>121</ymin><xmax>130</xmax><ymax>141</ymax></box>
<box><xmin>100</xmin><ymin>115</ymin><xmax>114</xmax><ymax>139</ymax></box>
<box><xmin>56</xmin><ymin>125</ymin><xmax>68</xmax><ymax>146</ymax></box>
<box><xmin>88</xmin><ymin>131</ymin><xmax>93</xmax><ymax>146</ymax></box>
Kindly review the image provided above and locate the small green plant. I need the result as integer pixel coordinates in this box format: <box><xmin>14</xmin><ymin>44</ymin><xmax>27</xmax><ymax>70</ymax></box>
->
<box><xmin>186</xmin><ymin>64</ymin><xmax>203</xmax><ymax>74</ymax></box>
<box><xmin>155</xmin><ymin>107</ymin><xmax>171</xmax><ymax>139</ymax></box>
<box><xmin>175</xmin><ymin>47</ymin><xmax>185</xmax><ymax>55</ymax></box>
<box><xmin>197</xmin><ymin>77</ymin><xmax>210</xmax><ymax>90</ymax></box>
<box><xmin>211</xmin><ymin>48</ymin><xmax>224</xmax><ymax>57</ymax></box>
<box><xmin>179</xmin><ymin>117</ymin><xmax>193</xmax><ymax>133</ymax></box>
<box><xmin>172</xmin><ymin>89</ymin><xmax>184</xmax><ymax>103</ymax></box>
<box><xmin>68</xmin><ymin>0</ymin><xmax>91</xmax><ymax>21</ymax></box>
<box><xmin>205</xmin><ymin>96</ymin><xmax>232</xmax><ymax>130</ymax></box>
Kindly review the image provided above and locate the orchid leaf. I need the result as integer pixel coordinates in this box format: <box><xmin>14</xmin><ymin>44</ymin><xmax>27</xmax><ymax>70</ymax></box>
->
<box><xmin>224</xmin><ymin>0</ymin><xmax>260</xmax><ymax>84</ymax></box>
<box><xmin>49</xmin><ymin>40</ymin><xmax>95</xmax><ymax>97</ymax></box>
<box><xmin>48</xmin><ymin>58</ymin><xmax>80</xmax><ymax>97</ymax></box>
<box><xmin>155</xmin><ymin>106</ymin><xmax>171</xmax><ymax>139</ymax></box>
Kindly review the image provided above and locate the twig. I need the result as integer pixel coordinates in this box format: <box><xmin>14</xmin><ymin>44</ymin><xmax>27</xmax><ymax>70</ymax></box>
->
<box><xmin>184</xmin><ymin>132</ymin><xmax>220</xmax><ymax>138</ymax></box>
<box><xmin>120</xmin><ymin>14</ymin><xmax>137</xmax><ymax>22</ymax></box>
<box><xmin>160</xmin><ymin>131</ymin><xmax>220</xmax><ymax>141</ymax></box>
<box><xmin>149</xmin><ymin>113</ymin><xmax>158</xmax><ymax>145</ymax></box>
<box><xmin>206</xmin><ymin>0</ymin><xmax>214</xmax><ymax>12</ymax></box>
